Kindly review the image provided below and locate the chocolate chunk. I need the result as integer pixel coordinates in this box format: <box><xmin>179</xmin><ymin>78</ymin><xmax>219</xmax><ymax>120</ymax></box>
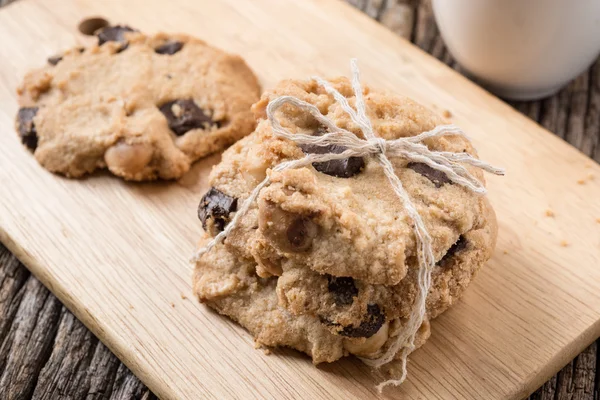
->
<box><xmin>97</xmin><ymin>25</ymin><xmax>136</xmax><ymax>45</ymax></box>
<box><xmin>198</xmin><ymin>187</ymin><xmax>238</xmax><ymax>232</ymax></box>
<box><xmin>300</xmin><ymin>142</ymin><xmax>365</xmax><ymax>178</ymax></box>
<box><xmin>159</xmin><ymin>99</ymin><xmax>219</xmax><ymax>136</ymax></box>
<box><xmin>16</xmin><ymin>107</ymin><xmax>39</xmax><ymax>150</ymax></box>
<box><xmin>78</xmin><ymin>17</ymin><xmax>109</xmax><ymax>36</ymax></box>
<box><xmin>327</xmin><ymin>275</ymin><xmax>358</xmax><ymax>306</ymax></box>
<box><xmin>286</xmin><ymin>217</ymin><xmax>318</xmax><ymax>251</ymax></box>
<box><xmin>408</xmin><ymin>162</ymin><xmax>452</xmax><ymax>188</ymax></box>
<box><xmin>300</xmin><ymin>126</ymin><xmax>365</xmax><ymax>177</ymax></box>
<box><xmin>340</xmin><ymin>304</ymin><xmax>385</xmax><ymax>338</ymax></box>
<box><xmin>47</xmin><ymin>54</ymin><xmax>63</xmax><ymax>66</ymax></box>
<box><xmin>155</xmin><ymin>40</ymin><xmax>184</xmax><ymax>55</ymax></box>
<box><xmin>258</xmin><ymin>200</ymin><xmax>318</xmax><ymax>253</ymax></box>
<box><xmin>437</xmin><ymin>235</ymin><xmax>468</xmax><ymax>267</ymax></box>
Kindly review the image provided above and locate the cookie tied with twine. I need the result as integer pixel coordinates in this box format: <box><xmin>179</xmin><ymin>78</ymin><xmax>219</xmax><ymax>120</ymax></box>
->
<box><xmin>192</xmin><ymin>59</ymin><xmax>504</xmax><ymax>391</ymax></box>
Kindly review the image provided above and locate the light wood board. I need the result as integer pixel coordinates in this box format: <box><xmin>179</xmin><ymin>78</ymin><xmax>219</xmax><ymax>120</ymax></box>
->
<box><xmin>0</xmin><ymin>0</ymin><xmax>599</xmax><ymax>398</ymax></box>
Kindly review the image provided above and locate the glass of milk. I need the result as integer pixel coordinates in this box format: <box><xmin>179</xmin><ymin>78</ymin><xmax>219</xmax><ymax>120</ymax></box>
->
<box><xmin>432</xmin><ymin>0</ymin><xmax>600</xmax><ymax>100</ymax></box>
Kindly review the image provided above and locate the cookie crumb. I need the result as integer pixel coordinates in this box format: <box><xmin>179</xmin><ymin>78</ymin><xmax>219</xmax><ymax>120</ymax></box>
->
<box><xmin>503</xmin><ymin>250</ymin><xmax>509</xmax><ymax>255</ymax></box>
<box><xmin>577</xmin><ymin>178</ymin><xmax>586</xmax><ymax>185</ymax></box>
<box><xmin>442</xmin><ymin>109</ymin><xmax>452</xmax><ymax>118</ymax></box>
<box><xmin>129</xmin><ymin>305</ymin><xmax>134</xmax><ymax>310</ymax></box>
<box><xmin>544</xmin><ymin>209</ymin><xmax>555</xmax><ymax>217</ymax></box>
<box><xmin>587</xmin><ymin>173</ymin><xmax>594</xmax><ymax>180</ymax></box>
<box><xmin>560</xmin><ymin>240</ymin><xmax>569</xmax><ymax>247</ymax></box>
<box><xmin>596</xmin><ymin>217</ymin><xmax>600</xmax><ymax>224</ymax></box>
<box><xmin>170</xmin><ymin>302</ymin><xmax>175</xmax><ymax>308</ymax></box>
<box><xmin>262</xmin><ymin>348</ymin><xmax>272</xmax><ymax>356</ymax></box>
<box><xmin>180</xmin><ymin>293</ymin><xmax>188</xmax><ymax>300</ymax></box>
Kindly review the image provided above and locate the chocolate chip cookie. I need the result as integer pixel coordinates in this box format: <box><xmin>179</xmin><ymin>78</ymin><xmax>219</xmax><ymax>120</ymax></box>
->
<box><xmin>194</xmin><ymin>239</ymin><xmax>434</xmax><ymax>363</ymax></box>
<box><xmin>16</xmin><ymin>27</ymin><xmax>260</xmax><ymax>180</ymax></box>
<box><xmin>193</xmin><ymin>77</ymin><xmax>497</xmax><ymax>362</ymax></box>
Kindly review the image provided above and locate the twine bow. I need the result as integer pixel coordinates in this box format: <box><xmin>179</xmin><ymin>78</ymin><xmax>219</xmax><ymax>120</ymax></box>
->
<box><xmin>192</xmin><ymin>59</ymin><xmax>504</xmax><ymax>390</ymax></box>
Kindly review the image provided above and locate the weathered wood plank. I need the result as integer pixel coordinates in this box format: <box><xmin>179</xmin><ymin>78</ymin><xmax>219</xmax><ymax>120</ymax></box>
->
<box><xmin>0</xmin><ymin>246</ymin><xmax>29</xmax><ymax>346</ymax></box>
<box><xmin>584</xmin><ymin>60</ymin><xmax>600</xmax><ymax>163</ymax></box>
<box><xmin>0</xmin><ymin>271</ymin><xmax>62</xmax><ymax>400</ymax></box>
<box><xmin>32</xmin><ymin>310</ymin><xmax>102</xmax><ymax>399</ymax></box>
<box><xmin>109</xmin><ymin>364</ymin><xmax>155</xmax><ymax>400</ymax></box>
<box><xmin>85</xmin><ymin>342</ymin><xmax>125</xmax><ymax>399</ymax></box>
<box><xmin>0</xmin><ymin>243</ymin><xmax>152</xmax><ymax>400</ymax></box>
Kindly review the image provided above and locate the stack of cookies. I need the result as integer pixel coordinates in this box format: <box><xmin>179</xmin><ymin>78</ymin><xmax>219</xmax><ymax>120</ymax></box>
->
<box><xmin>193</xmin><ymin>77</ymin><xmax>497</xmax><ymax>364</ymax></box>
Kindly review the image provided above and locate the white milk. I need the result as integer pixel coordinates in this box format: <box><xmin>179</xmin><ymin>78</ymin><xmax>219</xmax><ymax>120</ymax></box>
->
<box><xmin>432</xmin><ymin>0</ymin><xmax>600</xmax><ymax>100</ymax></box>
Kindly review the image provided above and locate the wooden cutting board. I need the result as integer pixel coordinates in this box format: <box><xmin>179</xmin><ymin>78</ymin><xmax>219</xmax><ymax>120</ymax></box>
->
<box><xmin>1</xmin><ymin>0</ymin><xmax>599</xmax><ymax>398</ymax></box>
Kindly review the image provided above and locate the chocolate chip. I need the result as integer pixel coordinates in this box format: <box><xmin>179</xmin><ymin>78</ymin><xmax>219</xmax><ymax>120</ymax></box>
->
<box><xmin>258</xmin><ymin>200</ymin><xmax>318</xmax><ymax>253</ymax></box>
<box><xmin>198</xmin><ymin>188</ymin><xmax>238</xmax><ymax>232</ymax></box>
<box><xmin>16</xmin><ymin>107</ymin><xmax>39</xmax><ymax>150</ymax></box>
<box><xmin>437</xmin><ymin>235</ymin><xmax>468</xmax><ymax>267</ymax></box>
<box><xmin>339</xmin><ymin>304</ymin><xmax>385</xmax><ymax>338</ymax></box>
<box><xmin>327</xmin><ymin>275</ymin><xmax>358</xmax><ymax>306</ymax></box>
<box><xmin>300</xmin><ymin>142</ymin><xmax>365</xmax><ymax>178</ymax></box>
<box><xmin>286</xmin><ymin>217</ymin><xmax>318</xmax><ymax>251</ymax></box>
<box><xmin>47</xmin><ymin>54</ymin><xmax>63</xmax><ymax>66</ymax></box>
<box><xmin>97</xmin><ymin>25</ymin><xmax>136</xmax><ymax>45</ymax></box>
<box><xmin>155</xmin><ymin>41</ymin><xmax>184</xmax><ymax>55</ymax></box>
<box><xmin>408</xmin><ymin>162</ymin><xmax>452</xmax><ymax>188</ymax></box>
<box><xmin>159</xmin><ymin>99</ymin><xmax>219</xmax><ymax>136</ymax></box>
<box><xmin>298</xmin><ymin>125</ymin><xmax>365</xmax><ymax>178</ymax></box>
<box><xmin>78</xmin><ymin>17</ymin><xmax>109</xmax><ymax>36</ymax></box>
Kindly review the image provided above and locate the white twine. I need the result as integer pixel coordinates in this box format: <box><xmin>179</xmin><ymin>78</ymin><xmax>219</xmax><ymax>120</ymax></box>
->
<box><xmin>191</xmin><ymin>59</ymin><xmax>504</xmax><ymax>391</ymax></box>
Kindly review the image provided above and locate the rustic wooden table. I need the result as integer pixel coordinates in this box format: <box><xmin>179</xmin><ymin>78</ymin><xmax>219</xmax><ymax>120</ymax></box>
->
<box><xmin>0</xmin><ymin>0</ymin><xmax>598</xmax><ymax>399</ymax></box>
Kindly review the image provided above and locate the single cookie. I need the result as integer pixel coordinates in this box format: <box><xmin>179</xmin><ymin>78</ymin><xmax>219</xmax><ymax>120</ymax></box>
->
<box><xmin>193</xmin><ymin>76</ymin><xmax>497</xmax><ymax>361</ymax></box>
<box><xmin>16</xmin><ymin>27</ymin><xmax>260</xmax><ymax>180</ymax></box>
<box><xmin>193</xmin><ymin>238</ymin><xmax>432</xmax><ymax>362</ymax></box>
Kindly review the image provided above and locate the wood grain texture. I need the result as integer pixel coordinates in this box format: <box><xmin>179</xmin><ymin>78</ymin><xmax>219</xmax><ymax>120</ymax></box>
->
<box><xmin>0</xmin><ymin>243</ymin><xmax>155</xmax><ymax>400</ymax></box>
<box><xmin>0</xmin><ymin>0</ymin><xmax>599</xmax><ymax>399</ymax></box>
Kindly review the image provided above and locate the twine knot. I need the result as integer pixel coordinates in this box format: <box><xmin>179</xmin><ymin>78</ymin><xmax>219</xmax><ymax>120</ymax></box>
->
<box><xmin>371</xmin><ymin>137</ymin><xmax>387</xmax><ymax>155</ymax></box>
<box><xmin>191</xmin><ymin>59</ymin><xmax>504</xmax><ymax>391</ymax></box>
